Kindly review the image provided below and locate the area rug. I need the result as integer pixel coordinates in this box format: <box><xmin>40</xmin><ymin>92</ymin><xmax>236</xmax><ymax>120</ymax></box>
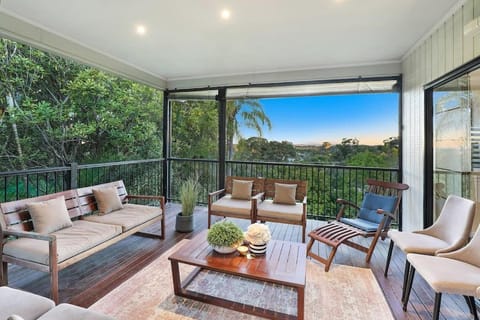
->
<box><xmin>90</xmin><ymin>240</ymin><xmax>393</xmax><ymax>320</ymax></box>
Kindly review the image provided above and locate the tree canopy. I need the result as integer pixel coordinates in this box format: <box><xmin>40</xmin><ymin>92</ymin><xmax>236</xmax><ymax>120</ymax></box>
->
<box><xmin>0</xmin><ymin>39</ymin><xmax>163</xmax><ymax>171</ymax></box>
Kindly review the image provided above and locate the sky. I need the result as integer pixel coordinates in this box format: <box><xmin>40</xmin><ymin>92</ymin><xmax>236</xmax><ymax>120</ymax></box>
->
<box><xmin>239</xmin><ymin>93</ymin><xmax>399</xmax><ymax>146</ymax></box>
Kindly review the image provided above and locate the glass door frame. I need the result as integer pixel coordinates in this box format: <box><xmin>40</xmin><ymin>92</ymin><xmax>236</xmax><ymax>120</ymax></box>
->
<box><xmin>424</xmin><ymin>55</ymin><xmax>480</xmax><ymax>228</ymax></box>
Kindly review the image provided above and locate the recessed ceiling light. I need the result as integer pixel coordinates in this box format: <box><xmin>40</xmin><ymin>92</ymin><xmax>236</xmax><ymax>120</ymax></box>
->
<box><xmin>221</xmin><ymin>9</ymin><xmax>231</xmax><ymax>20</ymax></box>
<box><xmin>136</xmin><ymin>25</ymin><xmax>147</xmax><ymax>36</ymax></box>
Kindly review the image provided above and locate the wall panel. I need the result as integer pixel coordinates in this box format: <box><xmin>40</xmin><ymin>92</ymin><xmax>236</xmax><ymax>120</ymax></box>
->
<box><xmin>402</xmin><ymin>0</ymin><xmax>480</xmax><ymax>230</ymax></box>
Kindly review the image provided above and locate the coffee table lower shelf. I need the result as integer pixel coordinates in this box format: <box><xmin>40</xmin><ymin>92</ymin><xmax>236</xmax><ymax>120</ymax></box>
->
<box><xmin>170</xmin><ymin>263</ymin><xmax>304</xmax><ymax>320</ymax></box>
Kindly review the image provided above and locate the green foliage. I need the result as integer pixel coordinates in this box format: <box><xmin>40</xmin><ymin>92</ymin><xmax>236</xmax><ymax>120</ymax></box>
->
<box><xmin>235</xmin><ymin>137</ymin><xmax>296</xmax><ymax>162</ymax></box>
<box><xmin>179</xmin><ymin>178</ymin><xmax>200</xmax><ymax>216</ymax></box>
<box><xmin>0</xmin><ymin>38</ymin><xmax>163</xmax><ymax>171</ymax></box>
<box><xmin>207</xmin><ymin>221</ymin><xmax>244</xmax><ymax>247</ymax></box>
<box><xmin>171</xmin><ymin>100</ymin><xmax>218</xmax><ymax>159</ymax></box>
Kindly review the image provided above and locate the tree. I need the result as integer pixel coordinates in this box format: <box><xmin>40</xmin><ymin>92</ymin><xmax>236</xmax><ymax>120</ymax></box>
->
<box><xmin>226</xmin><ymin>99</ymin><xmax>272</xmax><ymax>159</ymax></box>
<box><xmin>235</xmin><ymin>137</ymin><xmax>296</xmax><ymax>162</ymax></box>
<box><xmin>0</xmin><ymin>38</ymin><xmax>163</xmax><ymax>171</ymax></box>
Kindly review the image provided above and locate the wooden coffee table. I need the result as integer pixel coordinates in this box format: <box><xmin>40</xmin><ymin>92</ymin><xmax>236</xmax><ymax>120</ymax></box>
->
<box><xmin>168</xmin><ymin>230</ymin><xmax>306</xmax><ymax>320</ymax></box>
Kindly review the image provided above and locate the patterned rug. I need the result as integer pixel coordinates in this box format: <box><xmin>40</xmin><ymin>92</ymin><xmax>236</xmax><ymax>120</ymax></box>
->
<box><xmin>90</xmin><ymin>240</ymin><xmax>393</xmax><ymax>320</ymax></box>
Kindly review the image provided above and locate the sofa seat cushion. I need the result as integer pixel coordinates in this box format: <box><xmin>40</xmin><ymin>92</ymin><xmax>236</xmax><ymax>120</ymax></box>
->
<box><xmin>408</xmin><ymin>253</ymin><xmax>480</xmax><ymax>296</ymax></box>
<box><xmin>3</xmin><ymin>221</ymin><xmax>122</xmax><ymax>265</ymax></box>
<box><xmin>0</xmin><ymin>286</ymin><xmax>55</xmax><ymax>320</ymax></box>
<box><xmin>210</xmin><ymin>194</ymin><xmax>252</xmax><ymax>216</ymax></box>
<box><xmin>388</xmin><ymin>230</ymin><xmax>450</xmax><ymax>254</ymax></box>
<box><xmin>340</xmin><ymin>217</ymin><xmax>380</xmax><ymax>232</ymax></box>
<box><xmin>82</xmin><ymin>203</ymin><xmax>161</xmax><ymax>232</ymax></box>
<box><xmin>38</xmin><ymin>304</ymin><xmax>115</xmax><ymax>320</ymax></box>
<box><xmin>257</xmin><ymin>199</ymin><xmax>303</xmax><ymax>222</ymax></box>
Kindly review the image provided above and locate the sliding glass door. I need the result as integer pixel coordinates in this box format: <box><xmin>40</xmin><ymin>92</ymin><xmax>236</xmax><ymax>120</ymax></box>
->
<box><xmin>427</xmin><ymin>63</ymin><xmax>480</xmax><ymax>232</ymax></box>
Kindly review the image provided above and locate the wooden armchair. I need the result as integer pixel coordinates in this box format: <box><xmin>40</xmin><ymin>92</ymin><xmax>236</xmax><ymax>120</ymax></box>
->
<box><xmin>307</xmin><ymin>179</ymin><xmax>409</xmax><ymax>271</ymax></box>
<box><xmin>208</xmin><ymin>176</ymin><xmax>264</xmax><ymax>227</ymax></box>
<box><xmin>256</xmin><ymin>178</ymin><xmax>308</xmax><ymax>242</ymax></box>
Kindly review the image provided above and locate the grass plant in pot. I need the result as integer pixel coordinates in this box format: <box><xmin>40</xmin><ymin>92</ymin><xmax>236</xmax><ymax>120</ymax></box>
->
<box><xmin>207</xmin><ymin>221</ymin><xmax>244</xmax><ymax>254</ymax></box>
<box><xmin>175</xmin><ymin>178</ymin><xmax>200</xmax><ymax>233</ymax></box>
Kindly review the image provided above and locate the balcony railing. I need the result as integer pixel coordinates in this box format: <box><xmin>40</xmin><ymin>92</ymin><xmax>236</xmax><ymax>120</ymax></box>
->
<box><xmin>0</xmin><ymin>158</ymin><xmax>399</xmax><ymax>221</ymax></box>
<box><xmin>169</xmin><ymin>158</ymin><xmax>399</xmax><ymax>220</ymax></box>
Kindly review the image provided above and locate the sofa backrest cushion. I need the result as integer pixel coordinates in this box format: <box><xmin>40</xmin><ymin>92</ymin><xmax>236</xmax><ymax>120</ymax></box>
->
<box><xmin>358</xmin><ymin>192</ymin><xmax>397</xmax><ymax>224</ymax></box>
<box><xmin>273</xmin><ymin>183</ymin><xmax>297</xmax><ymax>205</ymax></box>
<box><xmin>92</xmin><ymin>186</ymin><xmax>124</xmax><ymax>215</ymax></box>
<box><xmin>231</xmin><ymin>180</ymin><xmax>253</xmax><ymax>200</ymax></box>
<box><xmin>27</xmin><ymin>196</ymin><xmax>73</xmax><ymax>234</ymax></box>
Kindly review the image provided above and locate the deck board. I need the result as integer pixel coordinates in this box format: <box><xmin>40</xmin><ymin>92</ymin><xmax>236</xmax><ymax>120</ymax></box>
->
<box><xmin>5</xmin><ymin>203</ymin><xmax>476</xmax><ymax>319</ymax></box>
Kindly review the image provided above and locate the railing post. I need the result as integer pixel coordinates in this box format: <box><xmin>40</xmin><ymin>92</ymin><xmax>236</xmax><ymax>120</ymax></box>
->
<box><xmin>69</xmin><ymin>162</ymin><xmax>78</xmax><ymax>189</ymax></box>
<box><xmin>217</xmin><ymin>88</ymin><xmax>227</xmax><ymax>190</ymax></box>
<box><xmin>162</xmin><ymin>91</ymin><xmax>171</xmax><ymax>200</ymax></box>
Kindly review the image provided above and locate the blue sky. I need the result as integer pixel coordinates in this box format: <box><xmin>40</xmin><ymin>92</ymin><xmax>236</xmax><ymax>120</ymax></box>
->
<box><xmin>239</xmin><ymin>93</ymin><xmax>399</xmax><ymax>146</ymax></box>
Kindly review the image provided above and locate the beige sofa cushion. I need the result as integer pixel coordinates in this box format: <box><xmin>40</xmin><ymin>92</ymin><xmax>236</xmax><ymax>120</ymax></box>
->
<box><xmin>93</xmin><ymin>186</ymin><xmax>123</xmax><ymax>215</ymax></box>
<box><xmin>3</xmin><ymin>220</ymin><xmax>122</xmax><ymax>265</ymax></box>
<box><xmin>38</xmin><ymin>304</ymin><xmax>115</xmax><ymax>320</ymax></box>
<box><xmin>82</xmin><ymin>203</ymin><xmax>161</xmax><ymax>232</ymax></box>
<box><xmin>231</xmin><ymin>180</ymin><xmax>253</xmax><ymax>200</ymax></box>
<box><xmin>257</xmin><ymin>199</ymin><xmax>303</xmax><ymax>222</ymax></box>
<box><xmin>27</xmin><ymin>196</ymin><xmax>73</xmax><ymax>234</ymax></box>
<box><xmin>210</xmin><ymin>194</ymin><xmax>252</xmax><ymax>216</ymax></box>
<box><xmin>388</xmin><ymin>230</ymin><xmax>450</xmax><ymax>255</ymax></box>
<box><xmin>0</xmin><ymin>286</ymin><xmax>55</xmax><ymax>320</ymax></box>
<box><xmin>408</xmin><ymin>253</ymin><xmax>480</xmax><ymax>297</ymax></box>
<box><xmin>273</xmin><ymin>183</ymin><xmax>297</xmax><ymax>205</ymax></box>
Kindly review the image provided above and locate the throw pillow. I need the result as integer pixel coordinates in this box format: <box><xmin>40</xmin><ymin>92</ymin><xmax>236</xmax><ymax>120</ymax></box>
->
<box><xmin>27</xmin><ymin>196</ymin><xmax>73</xmax><ymax>234</ymax></box>
<box><xmin>93</xmin><ymin>186</ymin><xmax>123</xmax><ymax>215</ymax></box>
<box><xmin>231</xmin><ymin>180</ymin><xmax>253</xmax><ymax>200</ymax></box>
<box><xmin>358</xmin><ymin>192</ymin><xmax>397</xmax><ymax>224</ymax></box>
<box><xmin>273</xmin><ymin>183</ymin><xmax>297</xmax><ymax>205</ymax></box>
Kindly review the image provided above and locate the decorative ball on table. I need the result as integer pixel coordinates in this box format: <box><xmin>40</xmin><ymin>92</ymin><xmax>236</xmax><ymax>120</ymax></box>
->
<box><xmin>244</xmin><ymin>223</ymin><xmax>271</xmax><ymax>255</ymax></box>
<box><xmin>207</xmin><ymin>221</ymin><xmax>244</xmax><ymax>254</ymax></box>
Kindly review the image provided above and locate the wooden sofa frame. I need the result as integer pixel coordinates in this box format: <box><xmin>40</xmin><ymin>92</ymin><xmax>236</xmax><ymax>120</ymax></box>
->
<box><xmin>207</xmin><ymin>176</ymin><xmax>265</xmax><ymax>228</ymax></box>
<box><xmin>208</xmin><ymin>176</ymin><xmax>308</xmax><ymax>241</ymax></box>
<box><xmin>257</xmin><ymin>178</ymin><xmax>308</xmax><ymax>242</ymax></box>
<box><xmin>0</xmin><ymin>180</ymin><xmax>165</xmax><ymax>303</ymax></box>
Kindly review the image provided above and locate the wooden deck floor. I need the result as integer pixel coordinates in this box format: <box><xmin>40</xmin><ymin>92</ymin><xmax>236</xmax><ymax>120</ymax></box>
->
<box><xmin>6</xmin><ymin>203</ymin><xmax>476</xmax><ymax>320</ymax></box>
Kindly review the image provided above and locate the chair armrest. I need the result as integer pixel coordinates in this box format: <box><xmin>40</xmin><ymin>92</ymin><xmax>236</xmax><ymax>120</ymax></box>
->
<box><xmin>376</xmin><ymin>209</ymin><xmax>395</xmax><ymax>220</ymax></box>
<box><xmin>3</xmin><ymin>229</ymin><xmax>55</xmax><ymax>242</ymax></box>
<box><xmin>209</xmin><ymin>189</ymin><xmax>226</xmax><ymax>198</ymax></box>
<box><xmin>336</xmin><ymin>198</ymin><xmax>360</xmax><ymax>210</ymax></box>
<box><xmin>252</xmin><ymin>192</ymin><xmax>265</xmax><ymax>201</ymax></box>
<box><xmin>335</xmin><ymin>198</ymin><xmax>360</xmax><ymax>220</ymax></box>
<box><xmin>126</xmin><ymin>195</ymin><xmax>164</xmax><ymax>201</ymax></box>
<box><xmin>302</xmin><ymin>196</ymin><xmax>307</xmax><ymax>205</ymax></box>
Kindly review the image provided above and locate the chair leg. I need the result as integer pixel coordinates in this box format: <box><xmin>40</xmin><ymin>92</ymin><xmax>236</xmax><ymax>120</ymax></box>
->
<box><xmin>402</xmin><ymin>264</ymin><xmax>415</xmax><ymax>311</ymax></box>
<box><xmin>464</xmin><ymin>296</ymin><xmax>479</xmax><ymax>320</ymax></box>
<box><xmin>401</xmin><ymin>260</ymin><xmax>410</xmax><ymax>303</ymax></box>
<box><xmin>365</xmin><ymin>232</ymin><xmax>382</xmax><ymax>263</ymax></box>
<box><xmin>50</xmin><ymin>268</ymin><xmax>59</xmax><ymax>304</ymax></box>
<box><xmin>384</xmin><ymin>240</ymin><xmax>395</xmax><ymax>277</ymax></box>
<box><xmin>324</xmin><ymin>247</ymin><xmax>338</xmax><ymax>272</ymax></box>
<box><xmin>1</xmin><ymin>261</ymin><xmax>7</xmax><ymax>285</ymax></box>
<box><xmin>433</xmin><ymin>292</ymin><xmax>442</xmax><ymax>320</ymax></box>
<box><xmin>207</xmin><ymin>214</ymin><xmax>211</xmax><ymax>228</ymax></box>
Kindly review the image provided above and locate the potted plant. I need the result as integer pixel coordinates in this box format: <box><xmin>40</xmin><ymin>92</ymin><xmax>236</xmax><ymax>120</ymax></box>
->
<box><xmin>175</xmin><ymin>178</ymin><xmax>200</xmax><ymax>233</ymax></box>
<box><xmin>207</xmin><ymin>221</ymin><xmax>244</xmax><ymax>254</ymax></box>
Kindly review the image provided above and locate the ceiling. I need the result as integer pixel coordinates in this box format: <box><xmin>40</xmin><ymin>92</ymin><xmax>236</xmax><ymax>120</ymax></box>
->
<box><xmin>0</xmin><ymin>0</ymin><xmax>462</xmax><ymax>88</ymax></box>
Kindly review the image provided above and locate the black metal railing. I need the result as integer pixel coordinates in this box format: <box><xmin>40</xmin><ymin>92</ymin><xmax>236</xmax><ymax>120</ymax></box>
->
<box><xmin>0</xmin><ymin>158</ymin><xmax>399</xmax><ymax>221</ymax></box>
<box><xmin>168</xmin><ymin>158</ymin><xmax>399</xmax><ymax>220</ymax></box>
<box><xmin>0</xmin><ymin>159</ymin><xmax>163</xmax><ymax>203</ymax></box>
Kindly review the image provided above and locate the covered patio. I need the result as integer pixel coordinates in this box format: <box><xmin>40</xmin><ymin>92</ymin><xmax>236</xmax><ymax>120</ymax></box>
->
<box><xmin>1</xmin><ymin>0</ymin><xmax>479</xmax><ymax>319</ymax></box>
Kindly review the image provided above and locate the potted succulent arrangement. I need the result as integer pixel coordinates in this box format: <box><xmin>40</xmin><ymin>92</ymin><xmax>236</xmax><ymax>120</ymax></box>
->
<box><xmin>175</xmin><ymin>178</ymin><xmax>200</xmax><ymax>233</ymax></box>
<box><xmin>207</xmin><ymin>221</ymin><xmax>244</xmax><ymax>254</ymax></box>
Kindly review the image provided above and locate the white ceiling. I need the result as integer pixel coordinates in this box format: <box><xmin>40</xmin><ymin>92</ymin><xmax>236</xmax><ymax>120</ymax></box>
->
<box><xmin>0</xmin><ymin>0</ymin><xmax>461</xmax><ymax>87</ymax></box>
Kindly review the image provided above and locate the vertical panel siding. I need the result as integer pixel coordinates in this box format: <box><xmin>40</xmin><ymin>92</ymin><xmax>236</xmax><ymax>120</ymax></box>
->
<box><xmin>402</xmin><ymin>0</ymin><xmax>480</xmax><ymax>230</ymax></box>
